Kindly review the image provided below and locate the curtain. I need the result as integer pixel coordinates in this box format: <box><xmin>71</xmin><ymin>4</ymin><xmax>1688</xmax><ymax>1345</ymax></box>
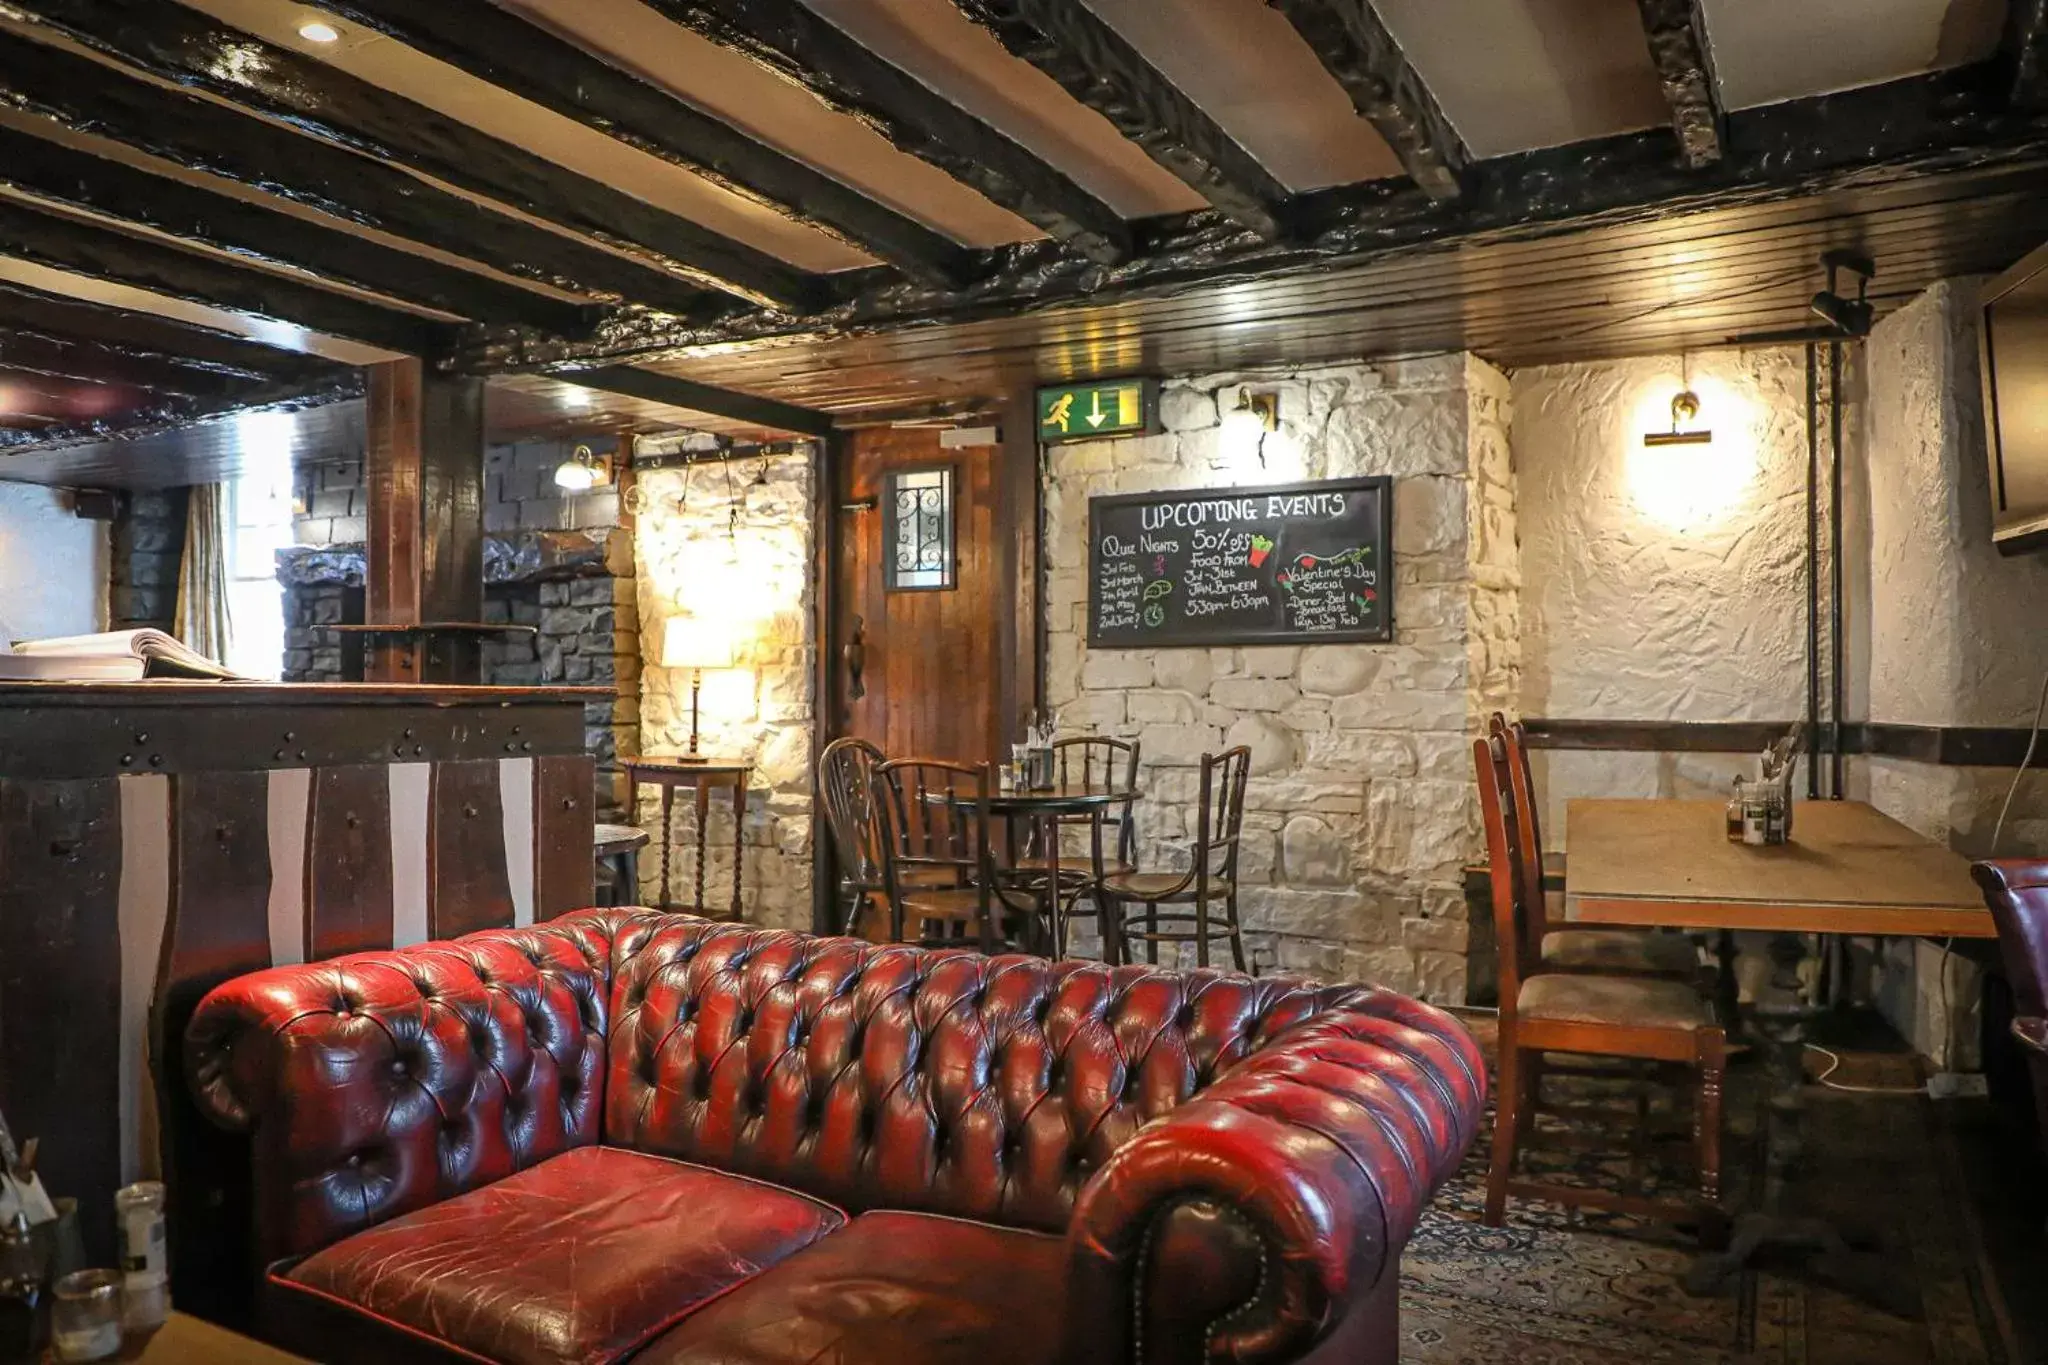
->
<box><xmin>175</xmin><ymin>483</ymin><xmax>233</xmax><ymax>663</ymax></box>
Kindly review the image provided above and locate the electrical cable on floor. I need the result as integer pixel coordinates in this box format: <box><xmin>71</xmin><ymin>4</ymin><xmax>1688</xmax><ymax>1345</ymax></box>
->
<box><xmin>1804</xmin><ymin>1044</ymin><xmax>1926</xmax><ymax>1096</ymax></box>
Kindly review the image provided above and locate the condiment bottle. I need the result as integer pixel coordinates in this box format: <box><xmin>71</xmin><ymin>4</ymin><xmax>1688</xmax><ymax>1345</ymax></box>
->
<box><xmin>113</xmin><ymin>1181</ymin><xmax>168</xmax><ymax>1331</ymax></box>
<box><xmin>0</xmin><ymin>1211</ymin><xmax>49</xmax><ymax>1363</ymax></box>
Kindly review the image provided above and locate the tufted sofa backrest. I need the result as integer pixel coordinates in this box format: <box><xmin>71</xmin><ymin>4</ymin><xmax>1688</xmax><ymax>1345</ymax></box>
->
<box><xmin>186</xmin><ymin>911</ymin><xmax>630</xmax><ymax>1264</ymax></box>
<box><xmin>595</xmin><ymin>913</ymin><xmax>1379</xmax><ymax>1230</ymax></box>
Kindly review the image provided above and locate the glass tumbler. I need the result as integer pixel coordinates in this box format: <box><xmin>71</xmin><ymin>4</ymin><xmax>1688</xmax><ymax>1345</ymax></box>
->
<box><xmin>50</xmin><ymin>1270</ymin><xmax>122</xmax><ymax>1361</ymax></box>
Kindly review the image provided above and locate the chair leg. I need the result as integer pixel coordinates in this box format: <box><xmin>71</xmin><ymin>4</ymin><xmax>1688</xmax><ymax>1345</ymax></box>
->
<box><xmin>1195</xmin><ymin>890</ymin><xmax>1211</xmax><ymax>969</ymax></box>
<box><xmin>1485</xmin><ymin>1042</ymin><xmax>1520</xmax><ymax>1227</ymax></box>
<box><xmin>1144</xmin><ymin>902</ymin><xmax>1159</xmax><ymax>965</ymax></box>
<box><xmin>1695</xmin><ymin>1028</ymin><xmax>1726</xmax><ymax>1221</ymax></box>
<box><xmin>1225</xmin><ymin>893</ymin><xmax>1248</xmax><ymax>973</ymax></box>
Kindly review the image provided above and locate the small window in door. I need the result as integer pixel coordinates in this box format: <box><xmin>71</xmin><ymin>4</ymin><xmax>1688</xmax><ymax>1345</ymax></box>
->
<box><xmin>885</xmin><ymin>466</ymin><xmax>955</xmax><ymax>591</ymax></box>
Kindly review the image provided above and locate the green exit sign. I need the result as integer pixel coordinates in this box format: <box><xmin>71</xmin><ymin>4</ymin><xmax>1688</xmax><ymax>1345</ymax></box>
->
<box><xmin>1035</xmin><ymin>378</ymin><xmax>1159</xmax><ymax>443</ymax></box>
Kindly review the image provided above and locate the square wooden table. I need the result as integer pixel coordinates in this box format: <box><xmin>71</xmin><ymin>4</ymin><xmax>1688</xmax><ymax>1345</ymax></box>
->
<box><xmin>1564</xmin><ymin>798</ymin><xmax>1993</xmax><ymax>939</ymax></box>
<box><xmin>1561</xmin><ymin>797</ymin><xmax>1992</xmax><ymax>1314</ymax></box>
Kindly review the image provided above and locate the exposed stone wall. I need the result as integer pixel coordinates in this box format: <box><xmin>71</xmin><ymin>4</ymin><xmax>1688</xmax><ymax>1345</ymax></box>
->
<box><xmin>634</xmin><ymin>439</ymin><xmax>816</xmax><ymax>931</ymax></box>
<box><xmin>1043</xmin><ymin>356</ymin><xmax>1517</xmax><ymax>1001</ymax></box>
<box><xmin>109</xmin><ymin>489</ymin><xmax>188</xmax><ymax>634</ymax></box>
<box><xmin>1861</xmin><ymin>280</ymin><xmax>2048</xmax><ymax>1066</ymax></box>
<box><xmin>1514</xmin><ymin>347</ymin><xmax>1822</xmax><ymax>828</ymax></box>
<box><xmin>0</xmin><ymin>483</ymin><xmax>106</xmax><ymax>644</ymax></box>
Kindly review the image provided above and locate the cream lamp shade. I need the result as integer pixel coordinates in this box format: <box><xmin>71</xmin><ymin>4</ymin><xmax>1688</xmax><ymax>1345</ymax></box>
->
<box><xmin>661</xmin><ymin>617</ymin><xmax>734</xmax><ymax>672</ymax></box>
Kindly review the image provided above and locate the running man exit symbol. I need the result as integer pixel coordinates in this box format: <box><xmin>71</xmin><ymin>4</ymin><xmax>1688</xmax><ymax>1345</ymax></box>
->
<box><xmin>1034</xmin><ymin>379</ymin><xmax>1159</xmax><ymax>444</ymax></box>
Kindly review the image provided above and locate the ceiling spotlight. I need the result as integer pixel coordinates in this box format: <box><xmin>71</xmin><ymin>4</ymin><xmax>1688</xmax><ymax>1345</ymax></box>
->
<box><xmin>298</xmin><ymin>20</ymin><xmax>340</xmax><ymax>42</ymax></box>
<box><xmin>1810</xmin><ymin>248</ymin><xmax>1875</xmax><ymax>337</ymax></box>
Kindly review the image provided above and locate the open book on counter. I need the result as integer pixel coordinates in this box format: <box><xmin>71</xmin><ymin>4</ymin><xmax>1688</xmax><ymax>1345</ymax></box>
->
<box><xmin>0</xmin><ymin>628</ymin><xmax>246</xmax><ymax>681</ymax></box>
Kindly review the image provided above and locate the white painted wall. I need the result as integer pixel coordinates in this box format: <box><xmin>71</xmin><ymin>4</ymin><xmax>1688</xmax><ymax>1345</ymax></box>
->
<box><xmin>0</xmin><ymin>482</ymin><xmax>106</xmax><ymax>645</ymax></box>
<box><xmin>1514</xmin><ymin>348</ymin><xmax>1819</xmax><ymax>830</ymax></box>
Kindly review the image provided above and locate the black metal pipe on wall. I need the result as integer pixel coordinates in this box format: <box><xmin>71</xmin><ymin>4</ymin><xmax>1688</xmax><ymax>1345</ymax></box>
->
<box><xmin>1829</xmin><ymin>338</ymin><xmax>1847</xmax><ymax>798</ymax></box>
<box><xmin>1806</xmin><ymin>342</ymin><xmax>1822</xmax><ymax>799</ymax></box>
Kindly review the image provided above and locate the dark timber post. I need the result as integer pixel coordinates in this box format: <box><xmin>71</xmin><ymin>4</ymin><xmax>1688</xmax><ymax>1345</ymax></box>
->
<box><xmin>363</xmin><ymin>358</ymin><xmax>486</xmax><ymax>683</ymax></box>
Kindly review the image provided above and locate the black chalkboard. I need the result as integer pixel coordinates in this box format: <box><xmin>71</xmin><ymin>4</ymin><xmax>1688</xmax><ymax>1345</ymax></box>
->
<box><xmin>1087</xmin><ymin>476</ymin><xmax>1393</xmax><ymax>648</ymax></box>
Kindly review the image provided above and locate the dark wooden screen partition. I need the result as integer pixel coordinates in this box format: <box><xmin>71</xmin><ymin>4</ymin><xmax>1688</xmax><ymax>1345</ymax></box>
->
<box><xmin>0</xmin><ymin>681</ymin><xmax>602</xmax><ymax>1317</ymax></box>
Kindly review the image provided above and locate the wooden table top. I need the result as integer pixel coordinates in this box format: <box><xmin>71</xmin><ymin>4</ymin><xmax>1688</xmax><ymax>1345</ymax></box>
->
<box><xmin>1564</xmin><ymin>798</ymin><xmax>1994</xmax><ymax>938</ymax></box>
<box><xmin>933</xmin><ymin>782</ymin><xmax>1139</xmax><ymax>813</ymax></box>
<box><xmin>621</xmin><ymin>756</ymin><xmax>752</xmax><ymax>778</ymax></box>
<box><xmin>114</xmin><ymin>1313</ymin><xmax>311</xmax><ymax>1363</ymax></box>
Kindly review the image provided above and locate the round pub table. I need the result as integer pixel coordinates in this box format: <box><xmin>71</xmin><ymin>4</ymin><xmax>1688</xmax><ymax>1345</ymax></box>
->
<box><xmin>933</xmin><ymin>782</ymin><xmax>1139</xmax><ymax>957</ymax></box>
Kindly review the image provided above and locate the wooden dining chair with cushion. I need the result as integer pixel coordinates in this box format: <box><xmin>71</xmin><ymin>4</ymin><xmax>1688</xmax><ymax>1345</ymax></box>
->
<box><xmin>1491</xmin><ymin>714</ymin><xmax>1700</xmax><ymax>981</ymax></box>
<box><xmin>1010</xmin><ymin>736</ymin><xmax>1142</xmax><ymax>960</ymax></box>
<box><xmin>874</xmin><ymin>758</ymin><xmax>1041</xmax><ymax>953</ymax></box>
<box><xmin>1969</xmin><ymin>859</ymin><xmax>2048</xmax><ymax>1175</ymax></box>
<box><xmin>1103</xmin><ymin>746</ymin><xmax>1252</xmax><ymax>972</ymax></box>
<box><xmin>1475</xmin><ymin>731</ymin><xmax>1725</xmax><ymax>1230</ymax></box>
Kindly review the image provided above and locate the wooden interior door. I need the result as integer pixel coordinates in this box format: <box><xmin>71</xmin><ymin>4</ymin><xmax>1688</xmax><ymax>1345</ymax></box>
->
<box><xmin>831</xmin><ymin>425</ymin><xmax>1012</xmax><ymax>764</ymax></box>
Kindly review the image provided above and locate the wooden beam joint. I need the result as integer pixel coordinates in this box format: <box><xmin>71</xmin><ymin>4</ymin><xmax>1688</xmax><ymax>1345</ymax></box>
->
<box><xmin>1265</xmin><ymin>0</ymin><xmax>1467</xmax><ymax>200</ymax></box>
<box><xmin>1636</xmin><ymin>0</ymin><xmax>1725</xmax><ymax>168</ymax></box>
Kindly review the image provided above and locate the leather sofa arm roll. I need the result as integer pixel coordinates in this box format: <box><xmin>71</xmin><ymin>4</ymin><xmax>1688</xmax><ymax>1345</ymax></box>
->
<box><xmin>1061</xmin><ymin>993</ymin><xmax>1484</xmax><ymax>1363</ymax></box>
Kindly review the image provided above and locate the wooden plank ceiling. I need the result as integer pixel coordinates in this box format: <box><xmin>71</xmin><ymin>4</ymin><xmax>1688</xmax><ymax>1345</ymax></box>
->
<box><xmin>0</xmin><ymin>0</ymin><xmax>2042</xmax><ymax>485</ymax></box>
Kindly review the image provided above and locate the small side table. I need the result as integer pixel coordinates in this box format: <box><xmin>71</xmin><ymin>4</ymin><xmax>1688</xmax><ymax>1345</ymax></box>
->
<box><xmin>621</xmin><ymin>757</ymin><xmax>753</xmax><ymax>921</ymax></box>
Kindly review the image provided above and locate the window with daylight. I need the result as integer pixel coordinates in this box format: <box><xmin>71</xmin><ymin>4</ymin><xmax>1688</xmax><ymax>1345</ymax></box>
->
<box><xmin>884</xmin><ymin>466</ymin><xmax>954</xmax><ymax>591</ymax></box>
<box><xmin>223</xmin><ymin>466</ymin><xmax>297</xmax><ymax>678</ymax></box>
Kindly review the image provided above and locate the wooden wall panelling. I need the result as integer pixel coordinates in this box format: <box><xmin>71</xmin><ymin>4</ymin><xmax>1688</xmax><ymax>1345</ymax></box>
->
<box><xmin>153</xmin><ymin>771</ymin><xmax>272</xmax><ymax>1323</ymax></box>
<box><xmin>304</xmin><ymin>765</ymin><xmax>396</xmax><ymax>958</ymax></box>
<box><xmin>0</xmin><ymin>778</ymin><xmax>122</xmax><ymax>1261</ymax></box>
<box><xmin>429</xmin><ymin>759</ymin><xmax>514</xmax><ymax>938</ymax></box>
<box><xmin>531</xmin><ymin>754</ymin><xmax>597</xmax><ymax>920</ymax></box>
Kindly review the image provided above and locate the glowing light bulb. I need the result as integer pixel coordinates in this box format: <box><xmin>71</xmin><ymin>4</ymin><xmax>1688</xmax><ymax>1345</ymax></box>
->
<box><xmin>298</xmin><ymin>21</ymin><xmax>340</xmax><ymax>43</ymax></box>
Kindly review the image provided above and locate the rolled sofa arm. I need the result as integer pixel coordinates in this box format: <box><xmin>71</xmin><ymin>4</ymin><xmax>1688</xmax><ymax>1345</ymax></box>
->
<box><xmin>1062</xmin><ymin>990</ymin><xmax>1484</xmax><ymax>1364</ymax></box>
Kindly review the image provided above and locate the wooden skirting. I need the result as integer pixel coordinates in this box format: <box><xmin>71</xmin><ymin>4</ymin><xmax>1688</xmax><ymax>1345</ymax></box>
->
<box><xmin>1520</xmin><ymin>719</ymin><xmax>2043</xmax><ymax>768</ymax></box>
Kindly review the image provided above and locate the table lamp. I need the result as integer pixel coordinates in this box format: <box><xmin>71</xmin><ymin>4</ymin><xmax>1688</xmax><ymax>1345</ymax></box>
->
<box><xmin>661</xmin><ymin>616</ymin><xmax>733</xmax><ymax>759</ymax></box>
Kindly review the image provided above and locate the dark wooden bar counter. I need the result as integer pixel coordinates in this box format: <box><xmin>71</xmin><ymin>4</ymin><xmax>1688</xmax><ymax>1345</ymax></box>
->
<box><xmin>0</xmin><ymin>681</ymin><xmax>607</xmax><ymax>1310</ymax></box>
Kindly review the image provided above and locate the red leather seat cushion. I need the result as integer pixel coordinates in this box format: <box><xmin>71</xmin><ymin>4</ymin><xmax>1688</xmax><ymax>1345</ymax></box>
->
<box><xmin>634</xmin><ymin>1211</ymin><xmax>1065</xmax><ymax>1365</ymax></box>
<box><xmin>272</xmin><ymin>1147</ymin><xmax>843</xmax><ymax>1365</ymax></box>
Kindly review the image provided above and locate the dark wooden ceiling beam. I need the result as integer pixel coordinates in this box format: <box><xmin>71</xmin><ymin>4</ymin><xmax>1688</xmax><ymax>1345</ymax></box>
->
<box><xmin>314</xmin><ymin>0</ymin><xmax>972</xmax><ymax>289</ymax></box>
<box><xmin>9</xmin><ymin>0</ymin><xmax>822</xmax><ymax>311</ymax></box>
<box><xmin>1635</xmin><ymin>0</ymin><xmax>1723</xmax><ymax>167</ymax></box>
<box><xmin>0</xmin><ymin>127</ymin><xmax>596</xmax><ymax>335</ymax></box>
<box><xmin>645</xmin><ymin>0</ymin><xmax>1132</xmax><ymax>264</ymax></box>
<box><xmin>951</xmin><ymin>0</ymin><xmax>1286</xmax><ymax>237</ymax></box>
<box><xmin>2008</xmin><ymin>0</ymin><xmax>2048</xmax><ymax>109</ymax></box>
<box><xmin>0</xmin><ymin>30</ymin><xmax>720</xmax><ymax>319</ymax></box>
<box><xmin>1264</xmin><ymin>0</ymin><xmax>1467</xmax><ymax>200</ymax></box>
<box><xmin>553</xmin><ymin>367</ymin><xmax>836</xmax><ymax>438</ymax></box>
<box><xmin>0</xmin><ymin>282</ymin><xmax>349</xmax><ymax>385</ymax></box>
<box><xmin>457</xmin><ymin>66</ymin><xmax>2048</xmax><ymax>373</ymax></box>
<box><xmin>0</xmin><ymin>196</ymin><xmax>445</xmax><ymax>354</ymax></box>
<box><xmin>0</xmin><ymin>331</ymin><xmax>250</xmax><ymax>399</ymax></box>
<box><xmin>0</xmin><ymin>371</ymin><xmax>363</xmax><ymax>454</ymax></box>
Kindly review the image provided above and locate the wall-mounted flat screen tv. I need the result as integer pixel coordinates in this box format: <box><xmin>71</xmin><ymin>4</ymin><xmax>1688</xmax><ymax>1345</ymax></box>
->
<box><xmin>1982</xmin><ymin>239</ymin><xmax>2048</xmax><ymax>554</ymax></box>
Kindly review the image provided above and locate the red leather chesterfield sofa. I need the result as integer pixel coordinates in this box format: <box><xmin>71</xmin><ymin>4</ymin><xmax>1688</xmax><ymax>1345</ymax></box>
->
<box><xmin>183</xmin><ymin>909</ymin><xmax>1484</xmax><ymax>1365</ymax></box>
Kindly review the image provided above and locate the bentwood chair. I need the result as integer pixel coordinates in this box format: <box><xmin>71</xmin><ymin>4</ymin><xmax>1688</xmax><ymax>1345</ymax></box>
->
<box><xmin>874</xmin><ymin>758</ymin><xmax>1040</xmax><ymax>953</ymax></box>
<box><xmin>1475</xmin><ymin>731</ymin><xmax>1725</xmax><ymax>1230</ymax></box>
<box><xmin>1010</xmin><ymin>736</ymin><xmax>1141</xmax><ymax>961</ymax></box>
<box><xmin>817</xmin><ymin>737</ymin><xmax>889</xmax><ymax>934</ymax></box>
<box><xmin>1103</xmin><ymin>746</ymin><xmax>1252</xmax><ymax>971</ymax></box>
<box><xmin>1490</xmin><ymin>715</ymin><xmax>1700</xmax><ymax>981</ymax></box>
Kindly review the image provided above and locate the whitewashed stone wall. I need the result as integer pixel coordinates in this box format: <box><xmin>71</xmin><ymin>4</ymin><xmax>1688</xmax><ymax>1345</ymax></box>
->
<box><xmin>0</xmin><ymin>483</ymin><xmax>105</xmax><ymax>644</ymax></box>
<box><xmin>1514</xmin><ymin>347</ymin><xmax>1821</xmax><ymax>830</ymax></box>
<box><xmin>634</xmin><ymin>440</ymin><xmax>815</xmax><ymax>930</ymax></box>
<box><xmin>1863</xmin><ymin>280</ymin><xmax>2048</xmax><ymax>1065</ymax></box>
<box><xmin>1043</xmin><ymin>355</ymin><xmax>1517</xmax><ymax>1001</ymax></box>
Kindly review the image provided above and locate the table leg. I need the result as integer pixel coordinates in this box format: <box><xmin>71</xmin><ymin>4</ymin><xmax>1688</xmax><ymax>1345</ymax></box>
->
<box><xmin>659</xmin><ymin>783</ymin><xmax>675</xmax><ymax>912</ymax></box>
<box><xmin>1046</xmin><ymin>812</ymin><xmax>1064</xmax><ymax>958</ymax></box>
<box><xmin>693</xmin><ymin>783</ymin><xmax>710</xmax><ymax>916</ymax></box>
<box><xmin>730</xmin><ymin>777</ymin><xmax>746</xmax><ymax>922</ymax></box>
<box><xmin>1682</xmin><ymin>931</ymin><xmax>1921</xmax><ymax>1317</ymax></box>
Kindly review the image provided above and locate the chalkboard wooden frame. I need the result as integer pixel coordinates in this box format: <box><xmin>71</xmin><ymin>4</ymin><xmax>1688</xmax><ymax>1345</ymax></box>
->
<box><xmin>1086</xmin><ymin>475</ymin><xmax>1395</xmax><ymax>648</ymax></box>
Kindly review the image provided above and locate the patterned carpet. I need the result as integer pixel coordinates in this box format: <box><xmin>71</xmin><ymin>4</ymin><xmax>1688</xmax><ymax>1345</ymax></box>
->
<box><xmin>1397</xmin><ymin>1020</ymin><xmax>2011</xmax><ymax>1364</ymax></box>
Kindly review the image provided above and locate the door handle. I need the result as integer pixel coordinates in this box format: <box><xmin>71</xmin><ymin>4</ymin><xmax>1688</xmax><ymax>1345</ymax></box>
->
<box><xmin>844</xmin><ymin>615</ymin><xmax>867</xmax><ymax>701</ymax></box>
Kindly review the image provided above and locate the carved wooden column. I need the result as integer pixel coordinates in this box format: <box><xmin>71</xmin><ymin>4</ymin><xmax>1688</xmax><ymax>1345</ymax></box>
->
<box><xmin>363</xmin><ymin>357</ymin><xmax>486</xmax><ymax>682</ymax></box>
